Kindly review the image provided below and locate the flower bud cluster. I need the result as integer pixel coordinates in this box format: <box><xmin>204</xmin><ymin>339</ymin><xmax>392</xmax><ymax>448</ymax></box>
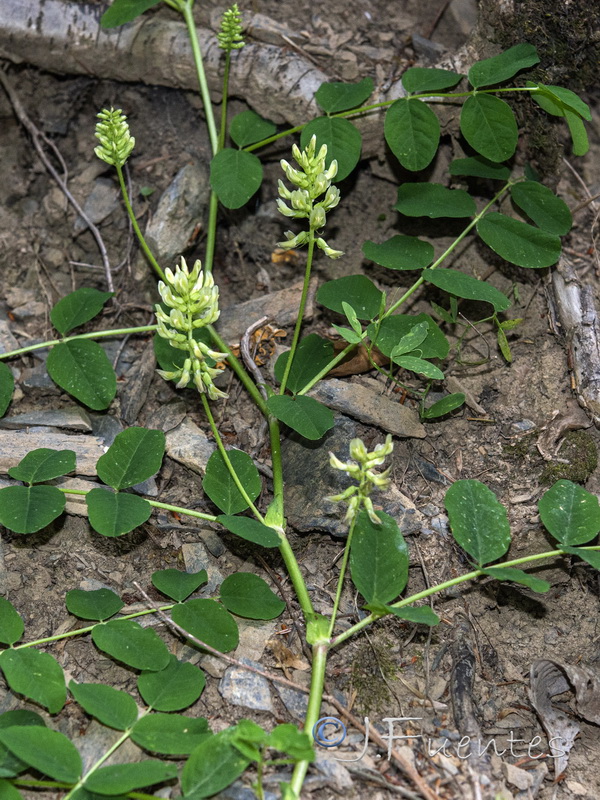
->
<box><xmin>94</xmin><ymin>108</ymin><xmax>135</xmax><ymax>168</ymax></box>
<box><xmin>155</xmin><ymin>258</ymin><xmax>228</xmax><ymax>400</ymax></box>
<box><xmin>327</xmin><ymin>435</ymin><xmax>394</xmax><ymax>523</ymax></box>
<box><xmin>217</xmin><ymin>4</ymin><xmax>245</xmax><ymax>51</ymax></box>
<box><xmin>277</xmin><ymin>135</ymin><xmax>343</xmax><ymax>259</ymax></box>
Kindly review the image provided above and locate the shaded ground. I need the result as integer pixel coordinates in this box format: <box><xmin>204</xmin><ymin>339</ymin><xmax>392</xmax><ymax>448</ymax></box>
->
<box><xmin>1</xmin><ymin>1</ymin><xmax>600</xmax><ymax>799</ymax></box>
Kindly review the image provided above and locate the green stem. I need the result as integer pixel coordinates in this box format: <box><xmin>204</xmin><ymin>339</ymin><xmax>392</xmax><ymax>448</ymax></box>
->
<box><xmin>59</xmin><ymin>488</ymin><xmax>218</xmax><ymax>523</ymax></box>
<box><xmin>330</xmin><ymin>545</ymin><xmax>600</xmax><ymax>648</ymax></box>
<box><xmin>267</xmin><ymin>409</ymin><xmax>316</xmax><ymax>620</ymax></box>
<box><xmin>327</xmin><ymin>512</ymin><xmax>357</xmax><ymax>638</ymax></box>
<box><xmin>200</xmin><ymin>393</ymin><xmax>266</xmax><ymax>523</ymax></box>
<box><xmin>0</xmin><ymin>326</ymin><xmax>158</xmax><ymax>360</ymax></box>
<box><xmin>204</xmin><ymin>190</ymin><xmax>219</xmax><ymax>275</ymax></box>
<box><xmin>297</xmin><ymin>341</ymin><xmax>358</xmax><ymax>396</ymax></box>
<box><xmin>382</xmin><ymin>180</ymin><xmax>515</xmax><ymax>320</ymax></box>
<box><xmin>279</xmin><ymin>230</ymin><xmax>316</xmax><ymax>395</ymax></box>
<box><xmin>115</xmin><ymin>164</ymin><xmax>165</xmax><ymax>281</ymax></box>
<box><xmin>13</xmin><ymin>605</ymin><xmax>174</xmax><ymax>648</ymax></box>
<box><xmin>243</xmin><ymin>87</ymin><xmax>540</xmax><ymax>154</ymax></box>
<box><xmin>203</xmin><ymin>46</ymin><xmax>230</xmax><ymax>276</ymax></box>
<box><xmin>219</xmin><ymin>52</ymin><xmax>232</xmax><ymax>152</ymax></box>
<box><xmin>64</xmin><ymin>714</ymin><xmax>148</xmax><ymax>800</ymax></box>
<box><xmin>180</xmin><ymin>0</ymin><xmax>219</xmax><ymax>156</ymax></box>
<box><xmin>290</xmin><ymin>643</ymin><xmax>328</xmax><ymax>796</ymax></box>
<box><xmin>277</xmin><ymin>534</ymin><xmax>315</xmax><ymax>621</ymax></box>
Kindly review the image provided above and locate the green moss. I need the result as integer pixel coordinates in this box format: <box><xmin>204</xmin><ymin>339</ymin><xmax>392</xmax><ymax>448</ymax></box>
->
<box><xmin>540</xmin><ymin>430</ymin><xmax>598</xmax><ymax>485</ymax></box>
<box><xmin>502</xmin><ymin>432</ymin><xmax>536</xmax><ymax>460</ymax></box>
<box><xmin>349</xmin><ymin>636</ymin><xmax>398</xmax><ymax>715</ymax></box>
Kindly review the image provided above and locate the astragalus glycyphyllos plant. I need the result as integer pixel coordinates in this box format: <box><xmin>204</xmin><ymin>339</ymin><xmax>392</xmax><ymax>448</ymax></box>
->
<box><xmin>0</xmin><ymin>0</ymin><xmax>595</xmax><ymax>797</ymax></box>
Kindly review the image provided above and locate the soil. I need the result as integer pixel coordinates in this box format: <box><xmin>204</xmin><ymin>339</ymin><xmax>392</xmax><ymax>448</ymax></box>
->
<box><xmin>1</xmin><ymin>1</ymin><xmax>600</xmax><ymax>799</ymax></box>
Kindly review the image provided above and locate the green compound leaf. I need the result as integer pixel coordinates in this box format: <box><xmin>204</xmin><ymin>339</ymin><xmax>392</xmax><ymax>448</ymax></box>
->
<box><xmin>468</xmin><ymin>43</ymin><xmax>539</xmax><ymax>88</ymax></box>
<box><xmin>274</xmin><ymin>334</ymin><xmax>334</xmax><ymax>394</ymax></box>
<box><xmin>217</xmin><ymin>515</ymin><xmax>281</xmax><ymax>548</ymax></box>
<box><xmin>220</xmin><ymin>573</ymin><xmax>285</xmax><ymax>620</ymax></box>
<box><xmin>394</xmin><ymin>183</ymin><xmax>476</xmax><ymax>218</ymax></box>
<box><xmin>92</xmin><ymin>620</ymin><xmax>171</xmax><ymax>671</ymax></box>
<box><xmin>0</xmin><ymin>649</ymin><xmax>66</xmax><ymax>713</ymax></box>
<box><xmin>445</xmin><ymin>479</ymin><xmax>511</xmax><ymax>566</ymax></box>
<box><xmin>0</xmin><ymin>599</ymin><xmax>24</xmax><ymax>646</ymax></box>
<box><xmin>350</xmin><ymin>510</ymin><xmax>409</xmax><ymax>604</ymax></box>
<box><xmin>266</xmin><ymin>395</ymin><xmax>334</xmax><ymax>441</ymax></box>
<box><xmin>0</xmin><ymin>485</ymin><xmax>65</xmax><ymax>534</ymax></box>
<box><xmin>422</xmin><ymin>268</ymin><xmax>510</xmax><ymax>312</ymax></box>
<box><xmin>8</xmin><ymin>449</ymin><xmax>76</xmax><ymax>484</ymax></box>
<box><xmin>229</xmin><ymin>110</ymin><xmax>277</xmax><ymax>148</ymax></box>
<box><xmin>384</xmin><ymin>98</ymin><xmax>440</xmax><ymax>172</ymax></box>
<box><xmin>84</xmin><ymin>761</ymin><xmax>177</xmax><ymax>795</ymax></box>
<box><xmin>96</xmin><ymin>427</ymin><xmax>165</xmax><ymax>490</ymax></box>
<box><xmin>50</xmin><ymin>288</ymin><xmax>113</xmax><ymax>335</ymax></box>
<box><xmin>100</xmin><ymin>0</ymin><xmax>162</xmax><ymax>28</ymax></box>
<box><xmin>372</xmin><ymin>603</ymin><xmax>440</xmax><ymax>626</ymax></box>
<box><xmin>422</xmin><ymin>393</ymin><xmax>465</xmax><ymax>420</ymax></box>
<box><xmin>0</xmin><ymin>361</ymin><xmax>14</xmax><ymax>418</ymax></box>
<box><xmin>477</xmin><ymin>212</ymin><xmax>561</xmax><ymax>268</ymax></box>
<box><xmin>460</xmin><ymin>94</ymin><xmax>518</xmax><ymax>162</ymax></box>
<box><xmin>210</xmin><ymin>148</ymin><xmax>263</xmax><ymax>209</ymax></box>
<box><xmin>171</xmin><ymin>598</ymin><xmax>239</xmax><ymax>653</ymax></box>
<box><xmin>539</xmin><ymin>480</ymin><xmax>600</xmax><ymax>546</ymax></box>
<box><xmin>317</xmin><ymin>274</ymin><xmax>384</xmax><ymax>320</ymax></box>
<box><xmin>131</xmin><ymin>714</ymin><xmax>210</xmax><ymax>755</ymax></box>
<box><xmin>395</xmin><ymin>355</ymin><xmax>444</xmax><ymax>381</ymax></box>
<box><xmin>449</xmin><ymin>156</ymin><xmax>511</xmax><ymax>180</ymax></box>
<box><xmin>509</xmin><ymin>181</ymin><xmax>572</xmax><ymax>235</ymax></box>
<box><xmin>315</xmin><ymin>77</ymin><xmax>374</xmax><ymax>113</ymax></box>
<box><xmin>401</xmin><ymin>67</ymin><xmax>463</xmax><ymax>94</ymax></box>
<box><xmin>368</xmin><ymin>313</ymin><xmax>449</xmax><ymax>360</ymax></box>
<box><xmin>47</xmin><ymin>340</ymin><xmax>116</xmax><ymax>410</ymax></box>
<box><xmin>182</xmin><ymin>730</ymin><xmax>250</xmax><ymax>799</ymax></box>
<box><xmin>301</xmin><ymin>117</ymin><xmax>361</xmax><ymax>181</ymax></box>
<box><xmin>560</xmin><ymin>546</ymin><xmax>600</xmax><ymax>571</ymax></box>
<box><xmin>202</xmin><ymin>448</ymin><xmax>261</xmax><ymax>515</ymax></box>
<box><xmin>0</xmin><ymin>727</ymin><xmax>81</xmax><ymax>784</ymax></box>
<box><xmin>151</xmin><ymin>569</ymin><xmax>208</xmax><ymax>602</ymax></box>
<box><xmin>362</xmin><ymin>235</ymin><xmax>434</xmax><ymax>271</ymax></box>
<box><xmin>68</xmin><ymin>682</ymin><xmax>138</xmax><ymax>731</ymax></box>
<box><xmin>65</xmin><ymin>588</ymin><xmax>124</xmax><ymax>621</ymax></box>
<box><xmin>481</xmin><ymin>566</ymin><xmax>550</xmax><ymax>594</ymax></box>
<box><xmin>0</xmin><ymin>711</ymin><xmax>46</xmax><ymax>780</ymax></box>
<box><xmin>86</xmin><ymin>489</ymin><xmax>152</xmax><ymax>537</ymax></box>
<box><xmin>532</xmin><ymin>84</ymin><xmax>591</xmax><ymax>121</ymax></box>
<box><xmin>137</xmin><ymin>655</ymin><xmax>206</xmax><ymax>712</ymax></box>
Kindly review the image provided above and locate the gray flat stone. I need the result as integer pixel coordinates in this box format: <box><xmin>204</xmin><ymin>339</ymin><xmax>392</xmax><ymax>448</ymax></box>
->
<box><xmin>282</xmin><ymin>414</ymin><xmax>422</xmax><ymax>537</ymax></box>
<box><xmin>309</xmin><ymin>378</ymin><xmax>426</xmax><ymax>439</ymax></box>
<box><xmin>165</xmin><ymin>417</ymin><xmax>215</xmax><ymax>473</ymax></box>
<box><xmin>0</xmin><ymin>407</ymin><xmax>92</xmax><ymax>431</ymax></box>
<box><xmin>274</xmin><ymin>683</ymin><xmax>308</xmax><ymax>721</ymax></box>
<box><xmin>143</xmin><ymin>161</ymin><xmax>210</xmax><ymax>269</ymax></box>
<box><xmin>219</xmin><ymin>657</ymin><xmax>273</xmax><ymax>713</ymax></box>
<box><xmin>0</xmin><ymin>320</ymin><xmax>19</xmax><ymax>354</ymax></box>
<box><xmin>74</xmin><ymin>177</ymin><xmax>119</xmax><ymax>232</ymax></box>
